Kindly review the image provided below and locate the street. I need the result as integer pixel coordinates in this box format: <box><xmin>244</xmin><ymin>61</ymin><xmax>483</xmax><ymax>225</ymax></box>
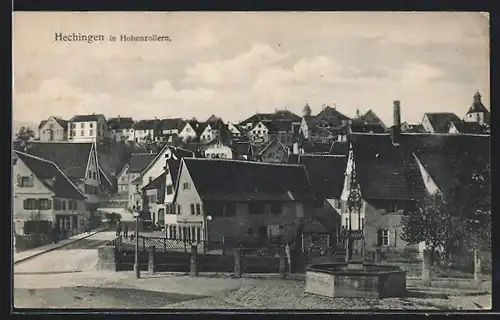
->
<box><xmin>14</xmin><ymin>232</ymin><xmax>116</xmax><ymax>275</ymax></box>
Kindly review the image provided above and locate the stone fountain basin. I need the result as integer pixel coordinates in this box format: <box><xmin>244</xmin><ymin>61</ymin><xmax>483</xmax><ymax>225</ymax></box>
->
<box><xmin>305</xmin><ymin>262</ymin><xmax>407</xmax><ymax>299</ymax></box>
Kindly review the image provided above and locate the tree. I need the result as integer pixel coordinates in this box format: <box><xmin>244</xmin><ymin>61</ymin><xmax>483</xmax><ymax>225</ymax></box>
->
<box><xmin>16</xmin><ymin>126</ymin><xmax>35</xmax><ymax>142</ymax></box>
<box><xmin>302</xmin><ymin>103</ymin><xmax>312</xmax><ymax>117</ymax></box>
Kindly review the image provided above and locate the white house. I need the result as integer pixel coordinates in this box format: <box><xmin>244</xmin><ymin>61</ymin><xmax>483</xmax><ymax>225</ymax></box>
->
<box><xmin>68</xmin><ymin>114</ymin><xmax>109</xmax><ymax>143</ymax></box>
<box><xmin>12</xmin><ymin>151</ymin><xmax>87</xmax><ymax>235</ymax></box>
<box><xmin>133</xmin><ymin>119</ymin><xmax>157</xmax><ymax>142</ymax></box>
<box><xmin>227</xmin><ymin>122</ymin><xmax>242</xmax><ymax>138</ymax></box>
<box><xmin>249</xmin><ymin>121</ymin><xmax>269</xmax><ymax>142</ymax></box>
<box><xmin>178</xmin><ymin>121</ymin><xmax>199</xmax><ymax>142</ymax></box>
<box><xmin>116</xmin><ymin>164</ymin><xmax>129</xmax><ymax>197</ymax></box>
<box><xmin>108</xmin><ymin>117</ymin><xmax>135</xmax><ymax>142</ymax></box>
<box><xmin>201</xmin><ymin>139</ymin><xmax>234</xmax><ymax>159</ymax></box>
<box><xmin>421</xmin><ymin>112</ymin><xmax>461</xmax><ymax>134</ymax></box>
<box><xmin>127</xmin><ymin>153</ymin><xmax>157</xmax><ymax>209</ymax></box>
<box><xmin>464</xmin><ymin>91</ymin><xmax>490</xmax><ymax>126</ymax></box>
<box><xmin>38</xmin><ymin>117</ymin><xmax>69</xmax><ymax>142</ymax></box>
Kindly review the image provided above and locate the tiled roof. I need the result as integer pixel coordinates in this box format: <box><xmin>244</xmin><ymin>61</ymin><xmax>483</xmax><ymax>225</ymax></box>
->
<box><xmin>14</xmin><ymin>151</ymin><xmax>86</xmax><ymax>200</ymax></box>
<box><xmin>160</xmin><ymin>118</ymin><xmax>184</xmax><ymax>131</ymax></box>
<box><xmin>349</xmin><ymin>134</ymin><xmax>427</xmax><ymax>201</ymax></box>
<box><xmin>424</xmin><ymin>113</ymin><xmax>461</xmax><ymax>133</ymax></box>
<box><xmin>356</xmin><ymin>110</ymin><xmax>386</xmax><ymax>128</ymax></box>
<box><xmin>232</xmin><ymin>141</ymin><xmax>250</xmax><ymax>156</ymax></box>
<box><xmin>179</xmin><ymin>158</ymin><xmax>315</xmax><ymax>202</ymax></box>
<box><xmin>316</xmin><ymin>106</ymin><xmax>351</xmax><ymax>124</ymax></box>
<box><xmin>38</xmin><ymin>117</ymin><xmax>69</xmax><ymax>130</ymax></box>
<box><xmin>329</xmin><ymin>141</ymin><xmax>349</xmax><ymax>156</ymax></box>
<box><xmin>298</xmin><ymin>154</ymin><xmax>347</xmax><ymax>199</ymax></box>
<box><xmin>265</xmin><ymin>121</ymin><xmax>293</xmax><ymax>133</ymax></box>
<box><xmin>302</xmin><ymin>142</ymin><xmax>332</xmax><ymax>154</ymax></box>
<box><xmin>403</xmin><ymin>134</ymin><xmax>490</xmax><ymax>200</ymax></box>
<box><xmin>128</xmin><ymin>153</ymin><xmax>156</xmax><ymax>173</ymax></box>
<box><xmin>134</xmin><ymin>119</ymin><xmax>158</xmax><ymax>130</ymax></box>
<box><xmin>20</xmin><ymin>142</ymin><xmax>93</xmax><ymax>179</ymax></box>
<box><xmin>70</xmin><ymin>114</ymin><xmax>105</xmax><ymax>122</ymax></box>
<box><xmin>171</xmin><ymin>146</ymin><xmax>196</xmax><ymax>159</ymax></box>
<box><xmin>108</xmin><ymin>117</ymin><xmax>134</xmax><ymax>130</ymax></box>
<box><xmin>142</xmin><ymin>172</ymin><xmax>166</xmax><ymax>191</ymax></box>
<box><xmin>257</xmin><ymin>137</ymin><xmax>287</xmax><ymax>156</ymax></box>
<box><xmin>450</xmin><ymin>121</ymin><xmax>487</xmax><ymax>134</ymax></box>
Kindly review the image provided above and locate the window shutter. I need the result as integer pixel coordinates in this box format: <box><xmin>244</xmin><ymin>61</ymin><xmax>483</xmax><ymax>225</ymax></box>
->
<box><xmin>47</xmin><ymin>200</ymin><xmax>52</xmax><ymax>209</ymax></box>
<box><xmin>35</xmin><ymin>199</ymin><xmax>41</xmax><ymax>210</ymax></box>
<box><xmin>393</xmin><ymin>230</ymin><xmax>397</xmax><ymax>247</ymax></box>
<box><xmin>23</xmin><ymin>199</ymin><xmax>28</xmax><ymax>209</ymax></box>
<box><xmin>376</xmin><ymin>229</ymin><xmax>382</xmax><ymax>246</ymax></box>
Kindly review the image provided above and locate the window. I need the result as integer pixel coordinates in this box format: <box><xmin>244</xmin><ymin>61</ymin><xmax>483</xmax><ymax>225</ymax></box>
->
<box><xmin>93</xmin><ymin>171</ymin><xmax>97</xmax><ymax>180</ymax></box>
<box><xmin>195</xmin><ymin>204</ymin><xmax>201</xmax><ymax>215</ymax></box>
<box><xmin>361</xmin><ymin>218</ymin><xmax>364</xmax><ymax>230</ymax></box>
<box><xmin>196</xmin><ymin>228</ymin><xmax>201</xmax><ymax>242</ymax></box>
<box><xmin>17</xmin><ymin>174</ymin><xmax>34</xmax><ymax>187</ymax></box>
<box><xmin>190</xmin><ymin>204</ymin><xmax>195</xmax><ymax>215</ymax></box>
<box><xmin>477</xmin><ymin>114</ymin><xmax>481</xmax><ymax>122</ymax></box>
<box><xmin>90</xmin><ymin>123</ymin><xmax>93</xmax><ymax>128</ymax></box>
<box><xmin>172</xmin><ymin>226</ymin><xmax>177</xmax><ymax>239</ymax></box>
<box><xmin>54</xmin><ymin>199</ymin><xmax>60</xmax><ymax>210</ymax></box>
<box><xmin>61</xmin><ymin>200</ymin><xmax>66</xmax><ymax>210</ymax></box>
<box><xmin>49</xmin><ymin>123</ymin><xmax>54</xmax><ymax>129</ymax></box>
<box><xmin>249</xmin><ymin>202</ymin><xmax>264</xmax><ymax>214</ymax></box>
<box><xmin>377</xmin><ymin>229</ymin><xmax>390</xmax><ymax>246</ymax></box>
<box><xmin>166</xmin><ymin>185</ymin><xmax>173</xmax><ymax>195</ymax></box>
<box><xmin>23</xmin><ymin>199</ymin><xmax>38</xmax><ymax>210</ymax></box>
<box><xmin>39</xmin><ymin>199</ymin><xmax>51</xmax><ymax>210</ymax></box>
<box><xmin>71</xmin><ymin>130</ymin><xmax>76</xmax><ymax>136</ymax></box>
<box><xmin>81</xmin><ymin>130</ymin><xmax>84</xmax><ymax>136</ymax></box>
<box><xmin>270</xmin><ymin>203</ymin><xmax>282</xmax><ymax>214</ymax></box>
<box><xmin>81</xmin><ymin>123</ymin><xmax>85</xmax><ymax>128</ymax></box>
<box><xmin>191</xmin><ymin>227</ymin><xmax>196</xmax><ymax>241</ymax></box>
<box><xmin>122</xmin><ymin>177</ymin><xmax>126</xmax><ymax>182</ymax></box>
<box><xmin>71</xmin><ymin>123</ymin><xmax>76</xmax><ymax>129</ymax></box>
<box><xmin>68</xmin><ymin>200</ymin><xmax>73</xmax><ymax>210</ymax></box>
<box><xmin>89</xmin><ymin>130</ymin><xmax>94</xmax><ymax>136</ymax></box>
<box><xmin>149</xmin><ymin>177</ymin><xmax>153</xmax><ymax>183</ymax></box>
<box><xmin>334</xmin><ymin>199</ymin><xmax>341</xmax><ymax>209</ymax></box>
<box><xmin>177</xmin><ymin>205</ymin><xmax>181</xmax><ymax>215</ymax></box>
<box><xmin>182</xmin><ymin>182</ymin><xmax>190</xmax><ymax>190</ymax></box>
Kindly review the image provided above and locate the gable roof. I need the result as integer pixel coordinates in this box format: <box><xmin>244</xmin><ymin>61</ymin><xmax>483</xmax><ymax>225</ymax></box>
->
<box><xmin>14</xmin><ymin>151</ymin><xmax>86</xmax><ymax>200</ymax></box>
<box><xmin>176</xmin><ymin>158</ymin><xmax>315</xmax><ymax>202</ymax></box>
<box><xmin>329</xmin><ymin>141</ymin><xmax>349</xmax><ymax>156</ymax></box>
<box><xmin>257</xmin><ymin>137</ymin><xmax>287</xmax><ymax>156</ymax></box>
<box><xmin>128</xmin><ymin>153</ymin><xmax>157</xmax><ymax>173</ymax></box>
<box><xmin>160</xmin><ymin>118</ymin><xmax>184</xmax><ymax>131</ymax></box>
<box><xmin>38</xmin><ymin>117</ymin><xmax>69</xmax><ymax>130</ymax></box>
<box><xmin>349</xmin><ymin>133</ymin><xmax>427</xmax><ymax>201</ymax></box>
<box><xmin>142</xmin><ymin>172</ymin><xmax>167</xmax><ymax>191</ymax></box>
<box><xmin>450</xmin><ymin>121</ymin><xmax>487</xmax><ymax>134</ymax></box>
<box><xmin>134</xmin><ymin>119</ymin><xmax>158</xmax><ymax>131</ymax></box>
<box><xmin>239</xmin><ymin>110</ymin><xmax>301</xmax><ymax>126</ymax></box>
<box><xmin>355</xmin><ymin>110</ymin><xmax>386</xmax><ymax>128</ymax></box>
<box><xmin>316</xmin><ymin>106</ymin><xmax>351</xmax><ymax>124</ymax></box>
<box><xmin>70</xmin><ymin>114</ymin><xmax>105</xmax><ymax>122</ymax></box>
<box><xmin>108</xmin><ymin>117</ymin><xmax>134</xmax><ymax>130</ymax></box>
<box><xmin>266</xmin><ymin>121</ymin><xmax>293</xmax><ymax>133</ymax></box>
<box><xmin>298</xmin><ymin>154</ymin><xmax>347</xmax><ymax>199</ymax></box>
<box><xmin>301</xmin><ymin>141</ymin><xmax>332</xmax><ymax>154</ymax></box>
<box><xmin>424</xmin><ymin>113</ymin><xmax>461</xmax><ymax>133</ymax></box>
<box><xmin>350</xmin><ymin>122</ymin><xmax>387</xmax><ymax>134</ymax></box>
<box><xmin>166</xmin><ymin>158</ymin><xmax>181</xmax><ymax>187</ymax></box>
<box><xmin>19</xmin><ymin>142</ymin><xmax>94</xmax><ymax>180</ymax></box>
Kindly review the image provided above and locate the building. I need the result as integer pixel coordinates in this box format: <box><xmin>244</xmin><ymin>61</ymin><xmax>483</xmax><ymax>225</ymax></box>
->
<box><xmin>178</xmin><ymin>120</ymin><xmax>200</xmax><ymax>142</ymax></box>
<box><xmin>13</xmin><ymin>151</ymin><xmax>87</xmax><ymax>235</ymax></box>
<box><xmin>421</xmin><ymin>112</ymin><xmax>461</xmax><ymax>133</ymax></box>
<box><xmin>163</xmin><ymin>158</ymin><xmax>181</xmax><ymax>237</ymax></box>
<box><xmin>156</xmin><ymin>118</ymin><xmax>184</xmax><ymax>141</ymax></box>
<box><xmin>133</xmin><ymin>119</ymin><xmax>158</xmax><ymax>142</ymax></box>
<box><xmin>127</xmin><ymin>153</ymin><xmax>157</xmax><ymax>209</ymax></box>
<box><xmin>68</xmin><ymin>114</ymin><xmax>109</xmax><ymax>143</ymax></box>
<box><xmin>200</xmin><ymin>139</ymin><xmax>236</xmax><ymax>159</ymax></box>
<box><xmin>401</xmin><ymin>122</ymin><xmax>426</xmax><ymax>133</ymax></box>
<box><xmin>464</xmin><ymin>91</ymin><xmax>490</xmax><ymax>126</ymax></box>
<box><xmin>116</xmin><ymin>164</ymin><xmax>130</xmax><ymax>197</ymax></box>
<box><xmin>172</xmin><ymin>158</ymin><xmax>316</xmax><ymax>243</ymax></box>
<box><xmin>239</xmin><ymin>110</ymin><xmax>302</xmax><ymax>144</ymax></box>
<box><xmin>38</xmin><ymin>117</ymin><xmax>69</xmax><ymax>141</ymax></box>
<box><xmin>341</xmin><ymin>101</ymin><xmax>490</xmax><ymax>256</ymax></box>
<box><xmin>16</xmin><ymin>142</ymin><xmax>106</xmax><ymax>219</ymax></box>
<box><xmin>448</xmin><ymin>121</ymin><xmax>488</xmax><ymax>135</ymax></box>
<box><xmin>142</xmin><ymin>172</ymin><xmax>167</xmax><ymax>226</ymax></box>
<box><xmin>254</xmin><ymin>137</ymin><xmax>289</xmax><ymax>163</ymax></box>
<box><xmin>108</xmin><ymin>117</ymin><xmax>135</xmax><ymax>142</ymax></box>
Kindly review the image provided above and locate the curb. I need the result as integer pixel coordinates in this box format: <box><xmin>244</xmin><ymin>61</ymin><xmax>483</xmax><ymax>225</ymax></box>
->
<box><xmin>14</xmin><ymin>227</ymin><xmax>109</xmax><ymax>265</ymax></box>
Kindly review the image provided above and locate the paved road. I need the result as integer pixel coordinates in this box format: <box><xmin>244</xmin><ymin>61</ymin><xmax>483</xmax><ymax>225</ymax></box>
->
<box><xmin>14</xmin><ymin>232</ymin><xmax>116</xmax><ymax>275</ymax></box>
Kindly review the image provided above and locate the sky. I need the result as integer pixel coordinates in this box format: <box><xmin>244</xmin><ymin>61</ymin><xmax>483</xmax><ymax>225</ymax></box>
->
<box><xmin>13</xmin><ymin>12</ymin><xmax>490</xmax><ymax>127</ymax></box>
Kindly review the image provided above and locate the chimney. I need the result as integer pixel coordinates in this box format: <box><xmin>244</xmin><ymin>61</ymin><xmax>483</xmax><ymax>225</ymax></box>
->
<box><xmin>391</xmin><ymin>100</ymin><xmax>401</xmax><ymax>146</ymax></box>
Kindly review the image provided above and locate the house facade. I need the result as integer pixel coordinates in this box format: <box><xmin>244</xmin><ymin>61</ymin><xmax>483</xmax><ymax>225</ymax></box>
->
<box><xmin>421</xmin><ymin>112</ymin><xmax>461</xmax><ymax>133</ymax></box>
<box><xmin>257</xmin><ymin>137</ymin><xmax>288</xmax><ymax>163</ymax></box>
<box><xmin>68</xmin><ymin>114</ymin><xmax>109</xmax><ymax>143</ymax></box>
<box><xmin>142</xmin><ymin>172</ymin><xmax>166</xmax><ymax>226</ymax></box>
<box><xmin>116</xmin><ymin>164</ymin><xmax>129</xmax><ymax>197</ymax></box>
<box><xmin>127</xmin><ymin>153</ymin><xmax>157</xmax><ymax>209</ymax></box>
<box><xmin>108</xmin><ymin>117</ymin><xmax>135</xmax><ymax>142</ymax></box>
<box><xmin>201</xmin><ymin>140</ymin><xmax>234</xmax><ymax>159</ymax></box>
<box><xmin>172</xmin><ymin>158</ymin><xmax>315</xmax><ymax>243</ymax></box>
<box><xmin>13</xmin><ymin>151</ymin><xmax>87</xmax><ymax>235</ymax></box>
<box><xmin>38</xmin><ymin>117</ymin><xmax>68</xmax><ymax>142</ymax></box>
<box><xmin>133</xmin><ymin>119</ymin><xmax>157</xmax><ymax>142</ymax></box>
<box><xmin>178</xmin><ymin>121</ymin><xmax>199</xmax><ymax>142</ymax></box>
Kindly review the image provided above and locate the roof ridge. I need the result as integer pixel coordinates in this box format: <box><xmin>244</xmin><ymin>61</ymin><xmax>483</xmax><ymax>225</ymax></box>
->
<box><xmin>184</xmin><ymin>157</ymin><xmax>305</xmax><ymax>168</ymax></box>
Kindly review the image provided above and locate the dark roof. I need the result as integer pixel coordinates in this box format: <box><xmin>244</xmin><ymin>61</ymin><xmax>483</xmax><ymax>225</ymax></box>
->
<box><xmin>350</xmin><ymin>133</ymin><xmax>490</xmax><ymax>202</ymax></box>
<box><xmin>232</xmin><ymin>142</ymin><xmax>250</xmax><ymax>156</ymax></box>
<box><xmin>355</xmin><ymin>110</ymin><xmax>386</xmax><ymax>128</ymax></box>
<box><xmin>349</xmin><ymin>134</ymin><xmax>427</xmax><ymax>201</ymax></box>
<box><xmin>265</xmin><ymin>121</ymin><xmax>293</xmax><ymax>133</ymax></box>
<box><xmin>450</xmin><ymin>121</ymin><xmax>487</xmax><ymax>134</ymax></box>
<box><xmin>401</xmin><ymin>122</ymin><xmax>426</xmax><ymax>133</ymax></box>
<box><xmin>258</xmin><ymin>137</ymin><xmax>287</xmax><ymax>156</ymax></box>
<box><xmin>298</xmin><ymin>154</ymin><xmax>347</xmax><ymax>199</ymax></box>
<box><xmin>316</xmin><ymin>106</ymin><xmax>351</xmax><ymax>125</ymax></box>
<box><xmin>160</xmin><ymin>118</ymin><xmax>184</xmax><ymax>131</ymax></box>
<box><xmin>424</xmin><ymin>113</ymin><xmax>461</xmax><ymax>133</ymax></box>
<box><xmin>350</xmin><ymin>122</ymin><xmax>387</xmax><ymax>133</ymax></box>
<box><xmin>287</xmin><ymin>153</ymin><xmax>299</xmax><ymax>164</ymax></box>
<box><xmin>38</xmin><ymin>117</ymin><xmax>69</xmax><ymax>130</ymax></box>
<box><xmin>179</xmin><ymin>158</ymin><xmax>315</xmax><ymax>202</ymax></box>
<box><xmin>142</xmin><ymin>172</ymin><xmax>166</xmax><ymax>191</ymax></box>
<box><xmin>128</xmin><ymin>153</ymin><xmax>156</xmax><ymax>173</ymax></box>
<box><xmin>108</xmin><ymin>117</ymin><xmax>134</xmax><ymax>130</ymax></box>
<box><xmin>303</xmin><ymin>116</ymin><xmax>318</xmax><ymax>129</ymax></box>
<box><xmin>239</xmin><ymin>110</ymin><xmax>301</xmax><ymax>126</ymax></box>
<box><xmin>171</xmin><ymin>146</ymin><xmax>196</xmax><ymax>159</ymax></box>
<box><xmin>19</xmin><ymin>142</ymin><xmax>93</xmax><ymax>179</ymax></box>
<box><xmin>70</xmin><ymin>114</ymin><xmax>105</xmax><ymax>122</ymax></box>
<box><xmin>402</xmin><ymin>134</ymin><xmax>490</xmax><ymax>200</ymax></box>
<box><xmin>167</xmin><ymin>158</ymin><xmax>181</xmax><ymax>187</ymax></box>
<box><xmin>329</xmin><ymin>141</ymin><xmax>349</xmax><ymax>156</ymax></box>
<box><xmin>98</xmin><ymin>167</ymin><xmax>114</xmax><ymax>191</ymax></box>
<box><xmin>302</xmin><ymin>142</ymin><xmax>332</xmax><ymax>154</ymax></box>
<box><xmin>134</xmin><ymin>119</ymin><xmax>158</xmax><ymax>130</ymax></box>
<box><xmin>467</xmin><ymin>92</ymin><xmax>490</xmax><ymax>115</ymax></box>
<box><xmin>14</xmin><ymin>151</ymin><xmax>86</xmax><ymax>200</ymax></box>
